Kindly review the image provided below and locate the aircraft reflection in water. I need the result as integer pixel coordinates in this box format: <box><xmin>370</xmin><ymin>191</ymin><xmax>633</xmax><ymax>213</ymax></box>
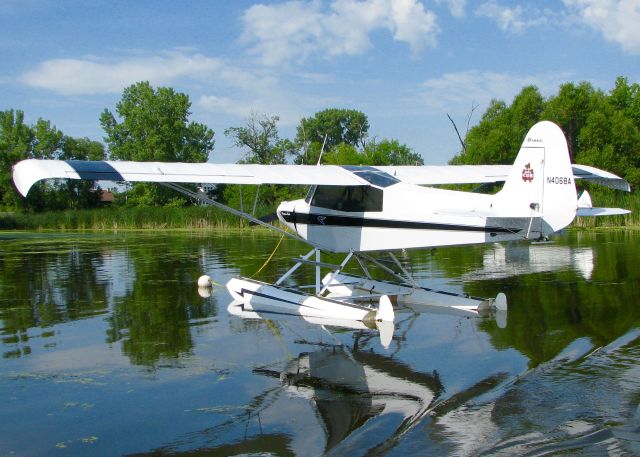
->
<box><xmin>254</xmin><ymin>347</ymin><xmax>442</xmax><ymax>455</ymax></box>
<box><xmin>463</xmin><ymin>241</ymin><xmax>595</xmax><ymax>281</ymax></box>
<box><xmin>189</xmin><ymin>303</ymin><xmax>445</xmax><ymax>456</ymax></box>
<box><xmin>222</xmin><ymin>299</ymin><xmax>518</xmax><ymax>456</ymax></box>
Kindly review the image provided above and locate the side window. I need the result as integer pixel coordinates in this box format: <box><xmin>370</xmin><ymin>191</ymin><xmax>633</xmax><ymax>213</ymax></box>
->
<box><xmin>311</xmin><ymin>186</ymin><xmax>346</xmax><ymax>209</ymax></box>
<box><xmin>310</xmin><ymin>186</ymin><xmax>383</xmax><ymax>212</ymax></box>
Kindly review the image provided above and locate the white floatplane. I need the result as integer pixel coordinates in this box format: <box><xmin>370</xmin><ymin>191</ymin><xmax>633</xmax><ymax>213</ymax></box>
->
<box><xmin>12</xmin><ymin>121</ymin><xmax>630</xmax><ymax>336</ymax></box>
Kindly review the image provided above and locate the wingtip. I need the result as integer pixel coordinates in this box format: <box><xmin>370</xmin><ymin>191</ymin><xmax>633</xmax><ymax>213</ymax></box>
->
<box><xmin>12</xmin><ymin>160</ymin><xmax>37</xmax><ymax>197</ymax></box>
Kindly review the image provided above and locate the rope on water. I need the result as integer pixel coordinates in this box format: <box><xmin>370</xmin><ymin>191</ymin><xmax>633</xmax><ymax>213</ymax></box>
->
<box><xmin>250</xmin><ymin>233</ymin><xmax>286</xmax><ymax>279</ymax></box>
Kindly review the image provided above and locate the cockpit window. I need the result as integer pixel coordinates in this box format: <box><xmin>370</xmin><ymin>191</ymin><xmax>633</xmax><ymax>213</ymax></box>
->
<box><xmin>310</xmin><ymin>185</ymin><xmax>383</xmax><ymax>212</ymax></box>
<box><xmin>341</xmin><ymin>166</ymin><xmax>400</xmax><ymax>188</ymax></box>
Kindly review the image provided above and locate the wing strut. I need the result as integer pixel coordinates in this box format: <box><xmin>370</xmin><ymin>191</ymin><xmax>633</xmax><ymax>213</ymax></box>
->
<box><xmin>160</xmin><ymin>183</ymin><xmax>312</xmax><ymax>246</ymax></box>
<box><xmin>356</xmin><ymin>252</ymin><xmax>420</xmax><ymax>287</ymax></box>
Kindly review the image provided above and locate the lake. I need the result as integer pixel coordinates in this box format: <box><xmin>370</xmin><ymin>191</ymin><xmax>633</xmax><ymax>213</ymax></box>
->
<box><xmin>1</xmin><ymin>229</ymin><xmax>639</xmax><ymax>456</ymax></box>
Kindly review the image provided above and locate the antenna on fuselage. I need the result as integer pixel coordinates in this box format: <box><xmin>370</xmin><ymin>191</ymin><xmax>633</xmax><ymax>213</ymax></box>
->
<box><xmin>316</xmin><ymin>134</ymin><xmax>328</xmax><ymax>166</ymax></box>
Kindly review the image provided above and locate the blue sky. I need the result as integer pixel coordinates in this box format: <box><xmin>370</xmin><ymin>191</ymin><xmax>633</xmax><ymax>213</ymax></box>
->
<box><xmin>2</xmin><ymin>0</ymin><xmax>639</xmax><ymax>164</ymax></box>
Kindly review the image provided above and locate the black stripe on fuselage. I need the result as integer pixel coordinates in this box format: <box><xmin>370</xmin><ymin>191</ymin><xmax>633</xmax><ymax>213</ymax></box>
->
<box><xmin>280</xmin><ymin>212</ymin><xmax>521</xmax><ymax>234</ymax></box>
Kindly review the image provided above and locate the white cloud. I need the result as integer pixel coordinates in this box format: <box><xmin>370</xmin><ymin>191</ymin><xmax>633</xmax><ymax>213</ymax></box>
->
<box><xmin>198</xmin><ymin>95</ymin><xmax>263</xmax><ymax>119</ymax></box>
<box><xmin>18</xmin><ymin>47</ymin><xmax>332</xmax><ymax>127</ymax></box>
<box><xmin>20</xmin><ymin>51</ymin><xmax>260</xmax><ymax>95</ymax></box>
<box><xmin>437</xmin><ymin>0</ymin><xmax>467</xmax><ymax>18</ymax></box>
<box><xmin>296</xmin><ymin>72</ymin><xmax>337</xmax><ymax>84</ymax></box>
<box><xmin>419</xmin><ymin>70</ymin><xmax>573</xmax><ymax>114</ymax></box>
<box><xmin>19</xmin><ymin>48</ymin><xmax>307</xmax><ymax>130</ymax></box>
<box><xmin>476</xmin><ymin>0</ymin><xmax>640</xmax><ymax>53</ymax></box>
<box><xmin>197</xmin><ymin>87</ymin><xmax>337</xmax><ymax>128</ymax></box>
<box><xmin>476</xmin><ymin>1</ymin><xmax>552</xmax><ymax>33</ymax></box>
<box><xmin>563</xmin><ymin>0</ymin><xmax>640</xmax><ymax>54</ymax></box>
<box><xmin>241</xmin><ymin>0</ymin><xmax>439</xmax><ymax>66</ymax></box>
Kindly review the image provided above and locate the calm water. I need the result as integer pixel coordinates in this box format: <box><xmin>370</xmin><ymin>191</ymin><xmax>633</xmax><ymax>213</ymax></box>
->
<box><xmin>1</xmin><ymin>230</ymin><xmax>639</xmax><ymax>456</ymax></box>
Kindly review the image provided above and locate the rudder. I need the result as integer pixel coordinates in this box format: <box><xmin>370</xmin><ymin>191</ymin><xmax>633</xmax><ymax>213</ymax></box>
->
<box><xmin>494</xmin><ymin>121</ymin><xmax>577</xmax><ymax>236</ymax></box>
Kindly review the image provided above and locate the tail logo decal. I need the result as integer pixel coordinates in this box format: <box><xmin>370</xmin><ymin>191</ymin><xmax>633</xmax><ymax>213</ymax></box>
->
<box><xmin>521</xmin><ymin>163</ymin><xmax>534</xmax><ymax>182</ymax></box>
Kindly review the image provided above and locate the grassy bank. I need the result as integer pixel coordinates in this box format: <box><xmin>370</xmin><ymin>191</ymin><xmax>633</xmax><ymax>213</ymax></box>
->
<box><xmin>0</xmin><ymin>190</ymin><xmax>637</xmax><ymax>231</ymax></box>
<box><xmin>0</xmin><ymin>205</ymin><xmax>263</xmax><ymax>231</ymax></box>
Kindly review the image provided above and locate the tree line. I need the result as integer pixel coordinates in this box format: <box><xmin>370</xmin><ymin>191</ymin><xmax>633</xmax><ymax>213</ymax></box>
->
<box><xmin>451</xmin><ymin>76</ymin><xmax>640</xmax><ymax>191</ymax></box>
<box><xmin>1</xmin><ymin>77</ymin><xmax>638</xmax><ymax>212</ymax></box>
<box><xmin>1</xmin><ymin>81</ymin><xmax>422</xmax><ymax>211</ymax></box>
<box><xmin>0</xmin><ymin>111</ymin><xmax>106</xmax><ymax>211</ymax></box>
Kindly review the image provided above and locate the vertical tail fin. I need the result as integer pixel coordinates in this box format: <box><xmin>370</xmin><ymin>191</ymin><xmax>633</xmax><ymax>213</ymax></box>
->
<box><xmin>494</xmin><ymin>121</ymin><xmax>577</xmax><ymax>236</ymax></box>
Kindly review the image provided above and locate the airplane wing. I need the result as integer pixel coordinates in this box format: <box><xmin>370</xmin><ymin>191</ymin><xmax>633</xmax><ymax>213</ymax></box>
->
<box><xmin>570</xmin><ymin>164</ymin><xmax>631</xmax><ymax>192</ymax></box>
<box><xmin>13</xmin><ymin>158</ymin><xmax>630</xmax><ymax>197</ymax></box>
<box><xmin>12</xmin><ymin>159</ymin><xmax>370</xmax><ymax>197</ymax></box>
<box><xmin>374</xmin><ymin>165</ymin><xmax>511</xmax><ymax>186</ymax></box>
<box><xmin>374</xmin><ymin>164</ymin><xmax>631</xmax><ymax>192</ymax></box>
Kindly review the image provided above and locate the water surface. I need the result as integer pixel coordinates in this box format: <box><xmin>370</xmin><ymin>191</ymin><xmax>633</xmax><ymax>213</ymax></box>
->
<box><xmin>1</xmin><ymin>230</ymin><xmax>639</xmax><ymax>456</ymax></box>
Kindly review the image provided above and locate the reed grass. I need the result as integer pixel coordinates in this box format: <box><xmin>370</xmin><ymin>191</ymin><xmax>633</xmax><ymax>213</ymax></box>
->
<box><xmin>0</xmin><ymin>191</ymin><xmax>637</xmax><ymax>231</ymax></box>
<box><xmin>0</xmin><ymin>205</ymin><xmax>267</xmax><ymax>231</ymax></box>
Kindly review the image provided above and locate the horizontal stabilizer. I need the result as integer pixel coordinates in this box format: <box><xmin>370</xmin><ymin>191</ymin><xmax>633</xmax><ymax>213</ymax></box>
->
<box><xmin>577</xmin><ymin>190</ymin><xmax>630</xmax><ymax>217</ymax></box>
<box><xmin>576</xmin><ymin>207</ymin><xmax>631</xmax><ymax>216</ymax></box>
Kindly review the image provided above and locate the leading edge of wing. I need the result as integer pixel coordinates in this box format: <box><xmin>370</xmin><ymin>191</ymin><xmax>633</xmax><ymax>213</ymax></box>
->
<box><xmin>12</xmin><ymin>159</ymin><xmax>369</xmax><ymax>197</ymax></box>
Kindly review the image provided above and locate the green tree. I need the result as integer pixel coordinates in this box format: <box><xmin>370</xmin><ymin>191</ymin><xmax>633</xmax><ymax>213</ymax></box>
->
<box><xmin>0</xmin><ymin>110</ymin><xmax>34</xmax><ymax>209</ymax></box>
<box><xmin>294</xmin><ymin>109</ymin><xmax>369</xmax><ymax>164</ymax></box>
<box><xmin>29</xmin><ymin>119</ymin><xmax>65</xmax><ymax>215</ymax></box>
<box><xmin>448</xmin><ymin>76</ymin><xmax>640</xmax><ymax>195</ymax></box>
<box><xmin>364</xmin><ymin>139</ymin><xmax>424</xmax><ymax>165</ymax></box>
<box><xmin>223</xmin><ymin>113</ymin><xmax>298</xmax><ymax>208</ymax></box>
<box><xmin>609</xmin><ymin>76</ymin><xmax>640</xmax><ymax>126</ymax></box>
<box><xmin>55</xmin><ymin>137</ymin><xmax>107</xmax><ymax>209</ymax></box>
<box><xmin>453</xmin><ymin>86</ymin><xmax>544</xmax><ymax>165</ymax></box>
<box><xmin>100</xmin><ymin>81</ymin><xmax>215</xmax><ymax>205</ymax></box>
<box><xmin>31</xmin><ymin>118</ymin><xmax>64</xmax><ymax>159</ymax></box>
<box><xmin>578</xmin><ymin>106</ymin><xmax>640</xmax><ymax>189</ymax></box>
<box><xmin>541</xmin><ymin>81</ymin><xmax>599</xmax><ymax>161</ymax></box>
<box><xmin>311</xmin><ymin>138</ymin><xmax>423</xmax><ymax>166</ymax></box>
<box><xmin>601</xmin><ymin>77</ymin><xmax>640</xmax><ymax>187</ymax></box>
<box><xmin>0</xmin><ymin>111</ymin><xmax>69</xmax><ymax>210</ymax></box>
<box><xmin>450</xmin><ymin>99</ymin><xmax>510</xmax><ymax>165</ymax></box>
<box><xmin>224</xmin><ymin>112</ymin><xmax>293</xmax><ymax>165</ymax></box>
<box><xmin>509</xmin><ymin>85</ymin><xmax>545</xmax><ymax>141</ymax></box>
<box><xmin>60</xmin><ymin>136</ymin><xmax>105</xmax><ymax>161</ymax></box>
<box><xmin>321</xmin><ymin>143</ymin><xmax>363</xmax><ymax>165</ymax></box>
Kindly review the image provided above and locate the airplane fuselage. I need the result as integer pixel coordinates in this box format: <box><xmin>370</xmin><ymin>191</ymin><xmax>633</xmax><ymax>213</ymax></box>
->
<box><xmin>277</xmin><ymin>178</ymin><xmax>538</xmax><ymax>253</ymax></box>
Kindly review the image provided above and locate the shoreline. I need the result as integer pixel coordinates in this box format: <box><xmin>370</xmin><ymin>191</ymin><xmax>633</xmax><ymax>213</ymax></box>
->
<box><xmin>1</xmin><ymin>195</ymin><xmax>637</xmax><ymax>231</ymax></box>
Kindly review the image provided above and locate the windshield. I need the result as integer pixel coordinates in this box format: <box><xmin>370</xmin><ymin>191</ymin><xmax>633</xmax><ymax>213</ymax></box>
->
<box><xmin>341</xmin><ymin>166</ymin><xmax>400</xmax><ymax>188</ymax></box>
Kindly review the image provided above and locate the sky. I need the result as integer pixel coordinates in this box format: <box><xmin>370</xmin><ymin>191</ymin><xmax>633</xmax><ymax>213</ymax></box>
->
<box><xmin>1</xmin><ymin>0</ymin><xmax>639</xmax><ymax>164</ymax></box>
